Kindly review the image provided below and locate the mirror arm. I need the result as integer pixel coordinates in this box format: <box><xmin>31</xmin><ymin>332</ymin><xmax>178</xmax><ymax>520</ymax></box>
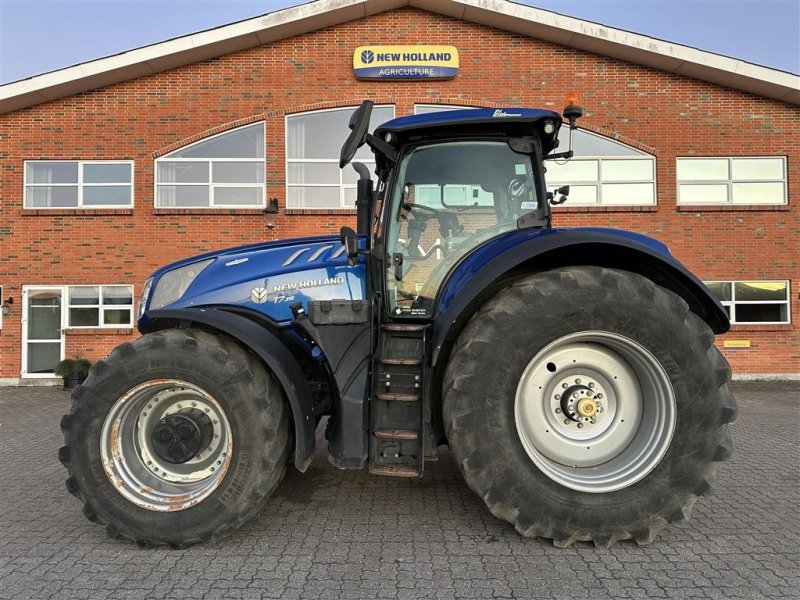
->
<box><xmin>365</xmin><ymin>133</ymin><xmax>398</xmax><ymax>164</ymax></box>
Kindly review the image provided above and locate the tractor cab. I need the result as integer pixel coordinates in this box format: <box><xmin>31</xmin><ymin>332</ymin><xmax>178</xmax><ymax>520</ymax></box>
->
<box><xmin>340</xmin><ymin>103</ymin><xmax>574</xmax><ymax>319</ymax></box>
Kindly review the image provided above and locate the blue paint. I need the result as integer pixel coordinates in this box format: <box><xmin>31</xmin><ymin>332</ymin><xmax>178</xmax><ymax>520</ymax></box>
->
<box><xmin>376</xmin><ymin>108</ymin><xmax>561</xmax><ymax>134</ymax></box>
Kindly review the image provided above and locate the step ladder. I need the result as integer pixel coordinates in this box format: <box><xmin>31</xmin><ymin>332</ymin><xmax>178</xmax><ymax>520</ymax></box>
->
<box><xmin>369</xmin><ymin>323</ymin><xmax>427</xmax><ymax>478</ymax></box>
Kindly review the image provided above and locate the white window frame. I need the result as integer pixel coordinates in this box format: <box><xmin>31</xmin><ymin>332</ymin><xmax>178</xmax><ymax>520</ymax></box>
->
<box><xmin>285</xmin><ymin>106</ymin><xmax>395</xmax><ymax>210</ymax></box>
<box><xmin>704</xmin><ymin>280</ymin><xmax>791</xmax><ymax>325</ymax></box>
<box><xmin>23</xmin><ymin>160</ymin><xmax>134</xmax><ymax>209</ymax></box>
<box><xmin>154</xmin><ymin>122</ymin><xmax>266</xmax><ymax>209</ymax></box>
<box><xmin>677</xmin><ymin>157</ymin><xmax>787</xmax><ymax>205</ymax></box>
<box><xmin>66</xmin><ymin>284</ymin><xmax>135</xmax><ymax>329</ymax></box>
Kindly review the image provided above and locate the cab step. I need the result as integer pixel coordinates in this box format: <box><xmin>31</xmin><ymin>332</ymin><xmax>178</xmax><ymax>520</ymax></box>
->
<box><xmin>374</xmin><ymin>429</ymin><xmax>418</xmax><ymax>440</ymax></box>
<box><xmin>370</xmin><ymin>465</ymin><xmax>419</xmax><ymax>478</ymax></box>
<box><xmin>380</xmin><ymin>357</ymin><xmax>422</xmax><ymax>366</ymax></box>
<box><xmin>376</xmin><ymin>392</ymin><xmax>420</xmax><ymax>402</ymax></box>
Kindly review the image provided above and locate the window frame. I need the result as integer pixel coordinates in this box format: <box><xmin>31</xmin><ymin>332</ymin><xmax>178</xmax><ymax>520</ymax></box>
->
<box><xmin>65</xmin><ymin>284</ymin><xmax>135</xmax><ymax>329</ymax></box>
<box><xmin>546</xmin><ymin>131</ymin><xmax>657</xmax><ymax>207</ymax></box>
<box><xmin>704</xmin><ymin>279</ymin><xmax>791</xmax><ymax>325</ymax></box>
<box><xmin>154</xmin><ymin>122</ymin><xmax>266</xmax><ymax>209</ymax></box>
<box><xmin>23</xmin><ymin>160</ymin><xmax>134</xmax><ymax>209</ymax></box>
<box><xmin>285</xmin><ymin>106</ymin><xmax>395</xmax><ymax>210</ymax></box>
<box><xmin>677</xmin><ymin>156</ymin><xmax>787</xmax><ymax>206</ymax></box>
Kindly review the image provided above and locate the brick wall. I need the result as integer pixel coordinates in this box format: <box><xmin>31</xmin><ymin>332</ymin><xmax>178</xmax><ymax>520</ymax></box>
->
<box><xmin>0</xmin><ymin>7</ymin><xmax>798</xmax><ymax>378</ymax></box>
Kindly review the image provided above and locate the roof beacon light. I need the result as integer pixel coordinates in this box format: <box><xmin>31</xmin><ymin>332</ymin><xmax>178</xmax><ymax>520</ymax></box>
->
<box><xmin>563</xmin><ymin>92</ymin><xmax>583</xmax><ymax>129</ymax></box>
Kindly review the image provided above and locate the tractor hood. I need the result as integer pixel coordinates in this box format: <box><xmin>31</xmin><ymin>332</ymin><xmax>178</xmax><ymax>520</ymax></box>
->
<box><xmin>138</xmin><ymin>235</ymin><xmax>366</xmax><ymax>327</ymax></box>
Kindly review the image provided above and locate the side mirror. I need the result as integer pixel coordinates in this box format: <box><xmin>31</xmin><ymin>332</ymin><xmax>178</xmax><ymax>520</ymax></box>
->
<box><xmin>339</xmin><ymin>226</ymin><xmax>359</xmax><ymax>265</ymax></box>
<box><xmin>339</xmin><ymin>100</ymin><xmax>374</xmax><ymax>168</ymax></box>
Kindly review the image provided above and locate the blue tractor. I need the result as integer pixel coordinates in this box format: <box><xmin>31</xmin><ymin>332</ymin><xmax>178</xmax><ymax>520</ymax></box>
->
<box><xmin>60</xmin><ymin>100</ymin><xmax>736</xmax><ymax>548</ymax></box>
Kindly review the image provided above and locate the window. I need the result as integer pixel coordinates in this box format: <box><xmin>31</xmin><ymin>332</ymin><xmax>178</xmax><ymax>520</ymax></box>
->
<box><xmin>414</xmin><ymin>104</ymin><xmax>476</xmax><ymax>114</ymax></box>
<box><xmin>704</xmin><ymin>280</ymin><xmax>790</xmax><ymax>324</ymax></box>
<box><xmin>286</xmin><ymin>106</ymin><xmax>395</xmax><ymax>209</ymax></box>
<box><xmin>677</xmin><ymin>157</ymin><xmax>786</xmax><ymax>205</ymax></box>
<box><xmin>67</xmin><ymin>285</ymin><xmax>134</xmax><ymax>328</ymax></box>
<box><xmin>156</xmin><ymin>123</ymin><xmax>265</xmax><ymax>208</ymax></box>
<box><xmin>546</xmin><ymin>130</ymin><xmax>656</xmax><ymax>206</ymax></box>
<box><xmin>24</xmin><ymin>161</ymin><xmax>133</xmax><ymax>208</ymax></box>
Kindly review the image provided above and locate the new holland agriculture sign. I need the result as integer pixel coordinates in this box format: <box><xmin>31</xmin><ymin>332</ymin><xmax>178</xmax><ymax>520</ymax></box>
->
<box><xmin>353</xmin><ymin>45</ymin><xmax>459</xmax><ymax>80</ymax></box>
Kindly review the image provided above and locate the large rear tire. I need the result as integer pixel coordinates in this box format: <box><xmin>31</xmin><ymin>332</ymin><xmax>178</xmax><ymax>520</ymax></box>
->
<box><xmin>59</xmin><ymin>328</ymin><xmax>290</xmax><ymax>548</ymax></box>
<box><xmin>443</xmin><ymin>267</ymin><xmax>736</xmax><ymax>547</ymax></box>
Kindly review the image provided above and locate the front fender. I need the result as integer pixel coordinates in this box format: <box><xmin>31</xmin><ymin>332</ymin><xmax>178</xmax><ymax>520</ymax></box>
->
<box><xmin>432</xmin><ymin>227</ymin><xmax>729</xmax><ymax>366</ymax></box>
<box><xmin>140</xmin><ymin>308</ymin><xmax>316</xmax><ymax>472</ymax></box>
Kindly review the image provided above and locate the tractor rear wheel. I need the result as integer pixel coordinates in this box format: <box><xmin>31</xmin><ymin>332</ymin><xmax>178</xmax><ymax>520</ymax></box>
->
<box><xmin>443</xmin><ymin>266</ymin><xmax>736</xmax><ymax>547</ymax></box>
<box><xmin>59</xmin><ymin>328</ymin><xmax>289</xmax><ymax>547</ymax></box>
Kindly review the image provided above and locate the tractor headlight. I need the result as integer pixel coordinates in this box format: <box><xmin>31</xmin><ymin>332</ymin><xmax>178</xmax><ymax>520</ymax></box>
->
<box><xmin>150</xmin><ymin>259</ymin><xmax>214</xmax><ymax>310</ymax></box>
<box><xmin>543</xmin><ymin>120</ymin><xmax>556</xmax><ymax>135</ymax></box>
<box><xmin>138</xmin><ymin>277</ymin><xmax>153</xmax><ymax>319</ymax></box>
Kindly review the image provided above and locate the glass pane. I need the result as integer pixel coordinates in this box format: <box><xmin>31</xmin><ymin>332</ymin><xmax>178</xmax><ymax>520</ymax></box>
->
<box><xmin>83</xmin><ymin>186</ymin><xmax>132</xmax><ymax>206</ymax></box>
<box><xmin>734</xmin><ymin>282</ymin><xmax>787</xmax><ymax>301</ymax></box>
<box><xmin>27</xmin><ymin>292</ymin><xmax>61</xmax><ymax>340</ymax></box>
<box><xmin>102</xmin><ymin>286</ymin><xmax>133</xmax><ymax>305</ymax></box>
<box><xmin>212</xmin><ymin>162</ymin><xmax>264</xmax><ymax>184</ymax></box>
<box><xmin>414</xmin><ymin>105</ymin><xmax>474</xmax><ymax>114</ymax></box>
<box><xmin>170</xmin><ymin>123</ymin><xmax>264</xmax><ymax>159</ymax></box>
<box><xmin>104</xmin><ymin>309</ymin><xmax>132</xmax><ymax>326</ymax></box>
<box><xmin>601</xmin><ymin>183</ymin><xmax>655</xmax><ymax>205</ymax></box>
<box><xmin>559</xmin><ymin>185</ymin><xmax>597</xmax><ymax>204</ymax></box>
<box><xmin>546</xmin><ymin>160</ymin><xmax>598</xmax><ymax>183</ymax></box>
<box><xmin>679</xmin><ymin>184</ymin><xmax>728</xmax><ymax>203</ymax></box>
<box><xmin>26</xmin><ymin>161</ymin><xmax>78</xmax><ymax>184</ymax></box>
<box><xmin>25</xmin><ymin>186</ymin><xmax>78</xmax><ymax>208</ymax></box>
<box><xmin>69</xmin><ymin>307</ymin><xmax>99</xmax><ymax>327</ymax></box>
<box><xmin>704</xmin><ymin>282</ymin><xmax>732</xmax><ymax>302</ymax></box>
<box><xmin>27</xmin><ymin>342</ymin><xmax>61</xmax><ymax>374</ymax></box>
<box><xmin>213</xmin><ymin>187</ymin><xmax>263</xmax><ymax>206</ymax></box>
<box><xmin>731</xmin><ymin>182</ymin><xmax>784</xmax><ymax>204</ymax></box>
<box><xmin>83</xmin><ymin>163</ymin><xmax>131</xmax><ymax>183</ymax></box>
<box><xmin>676</xmin><ymin>159</ymin><xmax>728</xmax><ymax>181</ymax></box>
<box><xmin>731</xmin><ymin>158</ymin><xmax>784</xmax><ymax>181</ymax></box>
<box><xmin>736</xmin><ymin>304</ymin><xmax>787</xmax><ymax>323</ymax></box>
<box><xmin>156</xmin><ymin>185</ymin><xmax>210</xmax><ymax>207</ymax></box>
<box><xmin>601</xmin><ymin>159</ymin><xmax>653</xmax><ymax>182</ymax></box>
<box><xmin>287</xmin><ymin>186</ymin><xmax>341</xmax><ymax>208</ymax></box>
<box><xmin>70</xmin><ymin>286</ymin><xmax>99</xmax><ymax>306</ymax></box>
<box><xmin>157</xmin><ymin>161</ymin><xmax>208</xmax><ymax>183</ymax></box>
<box><xmin>287</xmin><ymin>107</ymin><xmax>393</xmax><ymax>160</ymax></box>
<box><xmin>288</xmin><ymin>162</ymin><xmax>339</xmax><ymax>185</ymax></box>
<box><xmin>558</xmin><ymin>129</ymin><xmax>644</xmax><ymax>157</ymax></box>
<box><xmin>343</xmin><ymin>187</ymin><xmax>357</xmax><ymax>207</ymax></box>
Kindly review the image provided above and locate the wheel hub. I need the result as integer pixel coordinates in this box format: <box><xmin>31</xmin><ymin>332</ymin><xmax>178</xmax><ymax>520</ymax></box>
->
<box><xmin>151</xmin><ymin>412</ymin><xmax>213</xmax><ymax>464</ymax></box>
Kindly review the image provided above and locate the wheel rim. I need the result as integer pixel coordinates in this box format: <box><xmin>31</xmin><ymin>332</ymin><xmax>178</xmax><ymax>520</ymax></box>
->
<box><xmin>100</xmin><ymin>379</ymin><xmax>233</xmax><ymax>512</ymax></box>
<box><xmin>514</xmin><ymin>331</ymin><xmax>676</xmax><ymax>493</ymax></box>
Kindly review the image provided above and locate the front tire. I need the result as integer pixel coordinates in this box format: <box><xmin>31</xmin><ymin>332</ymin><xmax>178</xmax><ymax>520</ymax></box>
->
<box><xmin>443</xmin><ymin>267</ymin><xmax>736</xmax><ymax>547</ymax></box>
<box><xmin>60</xmin><ymin>328</ymin><xmax>290</xmax><ymax>547</ymax></box>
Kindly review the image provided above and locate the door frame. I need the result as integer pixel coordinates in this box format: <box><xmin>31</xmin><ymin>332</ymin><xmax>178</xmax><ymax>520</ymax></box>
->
<box><xmin>21</xmin><ymin>285</ymin><xmax>66</xmax><ymax>378</ymax></box>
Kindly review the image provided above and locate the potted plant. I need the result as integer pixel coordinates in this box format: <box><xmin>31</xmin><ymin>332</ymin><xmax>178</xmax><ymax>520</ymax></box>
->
<box><xmin>54</xmin><ymin>353</ymin><xmax>92</xmax><ymax>390</ymax></box>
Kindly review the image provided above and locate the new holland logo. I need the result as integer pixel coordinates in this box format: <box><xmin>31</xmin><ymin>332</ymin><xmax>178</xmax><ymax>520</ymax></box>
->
<box><xmin>353</xmin><ymin>45</ymin><xmax>459</xmax><ymax>80</ymax></box>
<box><xmin>251</xmin><ymin>287</ymin><xmax>268</xmax><ymax>304</ymax></box>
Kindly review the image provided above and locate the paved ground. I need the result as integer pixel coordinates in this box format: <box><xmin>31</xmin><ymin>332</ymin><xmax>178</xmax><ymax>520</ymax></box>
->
<box><xmin>0</xmin><ymin>382</ymin><xmax>797</xmax><ymax>600</ymax></box>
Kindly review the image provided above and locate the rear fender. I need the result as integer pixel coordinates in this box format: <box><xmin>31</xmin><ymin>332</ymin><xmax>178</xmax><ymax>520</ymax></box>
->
<box><xmin>432</xmin><ymin>227</ymin><xmax>729</xmax><ymax>367</ymax></box>
<box><xmin>141</xmin><ymin>308</ymin><xmax>317</xmax><ymax>472</ymax></box>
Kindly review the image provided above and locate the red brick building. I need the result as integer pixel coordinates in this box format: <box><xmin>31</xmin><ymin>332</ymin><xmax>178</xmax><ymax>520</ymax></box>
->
<box><xmin>1</xmin><ymin>0</ymin><xmax>798</xmax><ymax>383</ymax></box>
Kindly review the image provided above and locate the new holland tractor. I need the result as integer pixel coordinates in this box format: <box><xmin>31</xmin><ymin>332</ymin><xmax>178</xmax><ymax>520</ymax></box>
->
<box><xmin>60</xmin><ymin>99</ymin><xmax>736</xmax><ymax>548</ymax></box>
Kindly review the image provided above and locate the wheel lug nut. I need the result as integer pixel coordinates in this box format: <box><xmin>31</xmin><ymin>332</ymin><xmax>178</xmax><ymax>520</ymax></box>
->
<box><xmin>562</xmin><ymin>383</ymin><xmax>568</xmax><ymax>389</ymax></box>
<box><xmin>575</xmin><ymin>378</ymin><xmax>581</xmax><ymax>384</ymax></box>
<box><xmin>555</xmin><ymin>408</ymin><xmax>562</xmax><ymax>414</ymax></box>
<box><xmin>555</xmin><ymin>394</ymin><xmax>561</xmax><ymax>400</ymax></box>
<box><xmin>564</xmin><ymin>419</ymin><xmax>570</xmax><ymax>425</ymax></box>
<box><xmin>577</xmin><ymin>423</ymin><xmax>583</xmax><ymax>428</ymax></box>
<box><xmin>192</xmin><ymin>402</ymin><xmax>197</xmax><ymax>407</ymax></box>
<box><xmin>597</xmin><ymin>394</ymin><xmax>603</xmax><ymax>399</ymax></box>
<box><xmin>588</xmin><ymin>382</ymin><xmax>594</xmax><ymax>388</ymax></box>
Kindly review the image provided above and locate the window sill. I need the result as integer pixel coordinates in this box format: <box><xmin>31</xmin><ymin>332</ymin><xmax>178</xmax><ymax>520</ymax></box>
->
<box><xmin>727</xmin><ymin>323</ymin><xmax>793</xmax><ymax>332</ymax></box>
<box><xmin>554</xmin><ymin>205</ymin><xmax>658</xmax><ymax>213</ymax></box>
<box><xmin>286</xmin><ymin>208</ymin><xmax>357</xmax><ymax>216</ymax></box>
<box><xmin>22</xmin><ymin>209</ymin><xmax>134</xmax><ymax>216</ymax></box>
<box><xmin>153</xmin><ymin>208</ymin><xmax>266</xmax><ymax>216</ymax></box>
<box><xmin>66</xmin><ymin>327</ymin><xmax>135</xmax><ymax>335</ymax></box>
<box><xmin>677</xmin><ymin>204</ymin><xmax>790</xmax><ymax>212</ymax></box>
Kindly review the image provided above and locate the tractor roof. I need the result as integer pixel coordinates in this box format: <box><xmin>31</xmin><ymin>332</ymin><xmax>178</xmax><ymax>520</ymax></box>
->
<box><xmin>374</xmin><ymin>108</ymin><xmax>562</xmax><ymax>153</ymax></box>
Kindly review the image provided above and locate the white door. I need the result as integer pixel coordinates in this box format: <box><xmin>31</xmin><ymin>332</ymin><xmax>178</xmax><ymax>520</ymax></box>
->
<box><xmin>22</xmin><ymin>287</ymin><xmax>65</xmax><ymax>377</ymax></box>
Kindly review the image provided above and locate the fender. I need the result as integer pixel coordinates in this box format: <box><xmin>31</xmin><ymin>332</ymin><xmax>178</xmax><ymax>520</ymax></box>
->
<box><xmin>431</xmin><ymin>227</ymin><xmax>729</xmax><ymax>366</ymax></box>
<box><xmin>140</xmin><ymin>307</ymin><xmax>316</xmax><ymax>472</ymax></box>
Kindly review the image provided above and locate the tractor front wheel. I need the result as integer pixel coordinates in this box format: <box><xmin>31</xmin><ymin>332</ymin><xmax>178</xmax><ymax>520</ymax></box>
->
<box><xmin>60</xmin><ymin>328</ymin><xmax>290</xmax><ymax>547</ymax></box>
<box><xmin>443</xmin><ymin>267</ymin><xmax>736</xmax><ymax>547</ymax></box>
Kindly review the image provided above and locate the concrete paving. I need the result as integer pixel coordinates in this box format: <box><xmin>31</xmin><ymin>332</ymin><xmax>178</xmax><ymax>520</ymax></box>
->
<box><xmin>0</xmin><ymin>381</ymin><xmax>797</xmax><ymax>600</ymax></box>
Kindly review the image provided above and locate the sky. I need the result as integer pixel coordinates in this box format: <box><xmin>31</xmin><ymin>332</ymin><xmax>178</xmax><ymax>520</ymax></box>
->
<box><xmin>0</xmin><ymin>0</ymin><xmax>798</xmax><ymax>85</ymax></box>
